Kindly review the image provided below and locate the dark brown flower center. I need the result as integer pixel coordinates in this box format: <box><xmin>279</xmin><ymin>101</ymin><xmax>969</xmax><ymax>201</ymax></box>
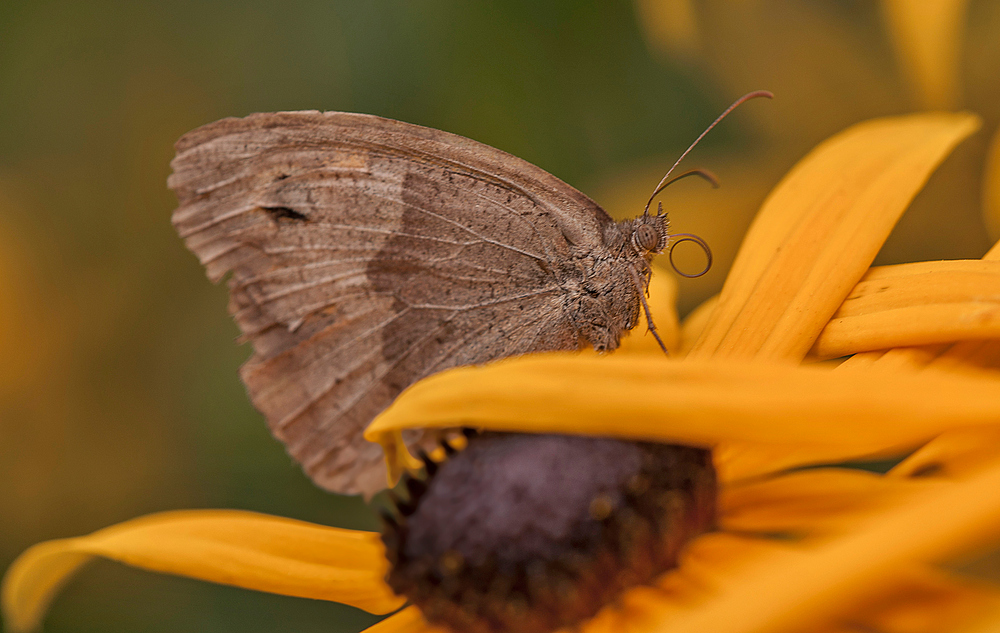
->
<box><xmin>381</xmin><ymin>433</ymin><xmax>716</xmax><ymax>633</ymax></box>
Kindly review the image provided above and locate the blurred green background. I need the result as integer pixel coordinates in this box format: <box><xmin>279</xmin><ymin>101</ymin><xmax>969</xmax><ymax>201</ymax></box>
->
<box><xmin>2</xmin><ymin>1</ymin><xmax>1000</xmax><ymax>632</ymax></box>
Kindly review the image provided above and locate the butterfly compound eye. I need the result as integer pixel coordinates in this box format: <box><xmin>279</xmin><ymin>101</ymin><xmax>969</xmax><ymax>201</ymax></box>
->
<box><xmin>633</xmin><ymin>223</ymin><xmax>663</xmax><ymax>253</ymax></box>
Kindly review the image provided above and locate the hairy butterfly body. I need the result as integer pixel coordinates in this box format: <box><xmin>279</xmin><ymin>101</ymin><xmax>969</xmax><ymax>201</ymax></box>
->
<box><xmin>170</xmin><ymin>111</ymin><xmax>669</xmax><ymax>497</ymax></box>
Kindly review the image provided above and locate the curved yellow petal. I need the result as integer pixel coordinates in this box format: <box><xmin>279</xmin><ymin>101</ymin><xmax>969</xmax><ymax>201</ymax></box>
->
<box><xmin>679</xmin><ymin>539</ymin><xmax>999</xmax><ymax>633</ymax></box>
<box><xmin>881</xmin><ymin>0</ymin><xmax>969</xmax><ymax>109</ymax></box>
<box><xmin>812</xmin><ymin>260</ymin><xmax>1000</xmax><ymax>359</ymax></box>
<box><xmin>656</xmin><ymin>450</ymin><xmax>1000</xmax><ymax>633</ymax></box>
<box><xmin>367</xmin><ymin>354</ymin><xmax>1000</xmax><ymax>458</ymax></box>
<box><xmin>714</xmin><ymin>441</ymin><xmax>901</xmax><ymax>484</ymax></box>
<box><xmin>818</xmin><ymin>304</ymin><xmax>1000</xmax><ymax>360</ymax></box>
<box><xmin>617</xmin><ymin>264</ymin><xmax>680</xmax><ymax>355</ymax></box>
<box><xmin>840</xmin><ymin>337</ymin><xmax>1000</xmax><ymax>376</ymax></box>
<box><xmin>961</xmin><ymin>602</ymin><xmax>1000</xmax><ymax>633</ymax></box>
<box><xmin>720</xmin><ymin>468</ymin><xmax>937</xmax><ymax>537</ymax></box>
<box><xmin>377</xmin><ymin>430</ymin><xmax>423</xmax><ymax>488</ymax></box>
<box><xmin>890</xmin><ymin>427</ymin><xmax>1000</xmax><ymax>480</ymax></box>
<box><xmin>928</xmin><ymin>340</ymin><xmax>1000</xmax><ymax>373</ymax></box>
<box><xmin>984</xmin><ymin>126</ymin><xmax>1000</xmax><ymax>241</ymax></box>
<box><xmin>837</xmin><ymin>346</ymin><xmax>950</xmax><ymax>374</ymax></box>
<box><xmin>1</xmin><ymin>547</ymin><xmax>91</xmax><ymax>633</ymax></box>
<box><xmin>1</xmin><ymin>510</ymin><xmax>404</xmax><ymax>632</ymax></box>
<box><xmin>814</xmin><ymin>566</ymin><xmax>1000</xmax><ymax>633</ymax></box>
<box><xmin>679</xmin><ymin>293</ymin><xmax>718</xmax><ymax>356</ymax></box>
<box><xmin>923</xmin><ymin>248</ymin><xmax>1000</xmax><ymax>374</ymax></box>
<box><xmin>580</xmin><ymin>532</ymin><xmax>997</xmax><ymax>633</ymax></box>
<box><xmin>836</xmin><ymin>244</ymin><xmax>1000</xmax><ymax>374</ymax></box>
<box><xmin>674</xmin><ymin>531</ymin><xmax>789</xmax><ymax>590</ymax></box>
<box><xmin>687</xmin><ymin>113</ymin><xmax>980</xmax><ymax>362</ymax></box>
<box><xmin>574</xmin><ymin>533</ymin><xmax>788</xmax><ymax>633</ymax></box>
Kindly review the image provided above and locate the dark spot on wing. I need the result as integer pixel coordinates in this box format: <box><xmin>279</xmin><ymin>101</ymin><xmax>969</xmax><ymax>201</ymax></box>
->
<box><xmin>263</xmin><ymin>206</ymin><xmax>309</xmax><ymax>222</ymax></box>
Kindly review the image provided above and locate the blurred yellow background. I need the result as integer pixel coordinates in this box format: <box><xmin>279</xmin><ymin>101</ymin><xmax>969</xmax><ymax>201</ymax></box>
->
<box><xmin>2</xmin><ymin>1</ymin><xmax>999</xmax><ymax>631</ymax></box>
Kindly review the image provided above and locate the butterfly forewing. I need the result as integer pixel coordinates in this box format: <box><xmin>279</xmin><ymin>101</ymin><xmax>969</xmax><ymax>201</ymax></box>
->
<box><xmin>169</xmin><ymin>111</ymin><xmax>617</xmax><ymax>497</ymax></box>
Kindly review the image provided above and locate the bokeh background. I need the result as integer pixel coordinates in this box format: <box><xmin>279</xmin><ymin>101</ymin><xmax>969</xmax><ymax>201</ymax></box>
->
<box><xmin>3</xmin><ymin>1</ymin><xmax>1000</xmax><ymax>631</ymax></box>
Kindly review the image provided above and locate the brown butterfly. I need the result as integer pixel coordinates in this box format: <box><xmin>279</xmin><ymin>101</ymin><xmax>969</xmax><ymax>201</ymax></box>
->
<box><xmin>169</xmin><ymin>92</ymin><xmax>769</xmax><ymax>498</ymax></box>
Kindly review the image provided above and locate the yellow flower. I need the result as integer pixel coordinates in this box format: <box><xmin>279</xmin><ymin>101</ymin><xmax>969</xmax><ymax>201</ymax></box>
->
<box><xmin>637</xmin><ymin>0</ymin><xmax>971</xmax><ymax>110</ymax></box>
<box><xmin>615</xmin><ymin>0</ymin><xmax>1000</xmax><ymax>322</ymax></box>
<box><xmin>6</xmin><ymin>111</ymin><xmax>1000</xmax><ymax>633</ymax></box>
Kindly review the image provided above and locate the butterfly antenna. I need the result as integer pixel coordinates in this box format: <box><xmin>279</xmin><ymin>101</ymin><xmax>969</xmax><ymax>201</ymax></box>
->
<box><xmin>644</xmin><ymin>90</ymin><xmax>772</xmax><ymax>214</ymax></box>
<box><xmin>645</xmin><ymin>169</ymin><xmax>719</xmax><ymax>215</ymax></box>
<box><xmin>668</xmin><ymin>233</ymin><xmax>713</xmax><ymax>278</ymax></box>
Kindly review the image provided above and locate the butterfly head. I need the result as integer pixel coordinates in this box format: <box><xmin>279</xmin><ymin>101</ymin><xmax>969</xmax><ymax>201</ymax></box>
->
<box><xmin>630</xmin><ymin>206</ymin><xmax>670</xmax><ymax>257</ymax></box>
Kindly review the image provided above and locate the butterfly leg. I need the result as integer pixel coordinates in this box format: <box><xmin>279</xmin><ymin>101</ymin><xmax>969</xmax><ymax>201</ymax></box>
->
<box><xmin>627</xmin><ymin>264</ymin><xmax>668</xmax><ymax>355</ymax></box>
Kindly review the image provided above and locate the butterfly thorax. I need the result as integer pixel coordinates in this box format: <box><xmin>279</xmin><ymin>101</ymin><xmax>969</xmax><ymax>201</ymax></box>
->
<box><xmin>560</xmin><ymin>214</ymin><xmax>668</xmax><ymax>353</ymax></box>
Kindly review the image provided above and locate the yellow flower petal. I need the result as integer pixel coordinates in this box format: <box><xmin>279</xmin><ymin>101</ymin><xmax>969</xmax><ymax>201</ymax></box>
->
<box><xmin>836</xmin><ymin>240</ymin><xmax>1000</xmax><ymax>374</ymax></box>
<box><xmin>960</xmin><ymin>601</ymin><xmax>1000</xmax><ymax>633</ymax></box>
<box><xmin>838</xmin><ymin>346</ymin><xmax>949</xmax><ymax>373</ymax></box>
<box><xmin>929</xmin><ymin>340</ymin><xmax>1000</xmax><ymax>373</ymax></box>
<box><xmin>1</xmin><ymin>510</ymin><xmax>404</xmax><ymax>633</ymax></box>
<box><xmin>655</xmin><ymin>450</ymin><xmax>1000</xmax><ymax>633</ymax></box>
<box><xmin>714</xmin><ymin>441</ymin><xmax>892</xmax><ymax>484</ymax></box>
<box><xmin>682</xmin><ymin>542</ymin><xmax>998</xmax><ymax>633</ymax></box>
<box><xmin>890</xmin><ymin>427</ymin><xmax>1000</xmax><ymax>480</ymax></box>
<box><xmin>377</xmin><ymin>430</ymin><xmax>423</xmax><ymax>488</ymax></box>
<box><xmin>864</xmin><ymin>266</ymin><xmax>1000</xmax><ymax>499</ymax></box>
<box><xmin>842</xmin><ymin>338</ymin><xmax>1000</xmax><ymax>376</ymax></box>
<box><xmin>812</xmin><ymin>260</ymin><xmax>1000</xmax><ymax>359</ymax></box>
<box><xmin>679</xmin><ymin>293</ymin><xmax>718</xmax><ymax>355</ymax></box>
<box><xmin>368</xmin><ymin>354</ymin><xmax>1000</xmax><ymax>461</ymax></box>
<box><xmin>617</xmin><ymin>264</ymin><xmax>680</xmax><ymax>355</ymax></box>
<box><xmin>687</xmin><ymin>113</ymin><xmax>980</xmax><ymax>362</ymax></box>
<box><xmin>579</xmin><ymin>532</ymin><xmax>998</xmax><ymax>633</ymax></box>
<box><xmin>984</xmin><ymin>126</ymin><xmax>1000</xmax><ymax>241</ymax></box>
<box><xmin>813</xmin><ymin>566</ymin><xmax>1000</xmax><ymax>633</ymax></box>
<box><xmin>881</xmin><ymin>0</ymin><xmax>970</xmax><ymax>109</ymax></box>
<box><xmin>675</xmin><ymin>531</ymin><xmax>789</xmax><ymax>591</ymax></box>
<box><xmin>573</xmin><ymin>533</ymin><xmax>788</xmax><ymax>633</ymax></box>
<box><xmin>720</xmin><ymin>468</ymin><xmax>937</xmax><ymax>537</ymax></box>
